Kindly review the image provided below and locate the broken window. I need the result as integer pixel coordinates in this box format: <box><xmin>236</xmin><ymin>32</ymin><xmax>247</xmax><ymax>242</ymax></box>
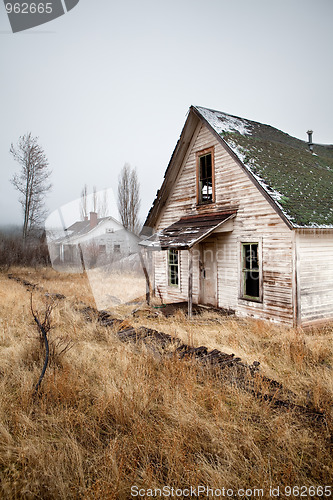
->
<box><xmin>242</xmin><ymin>243</ymin><xmax>260</xmax><ymax>300</ymax></box>
<box><xmin>168</xmin><ymin>249</ymin><xmax>179</xmax><ymax>286</ymax></box>
<box><xmin>198</xmin><ymin>152</ymin><xmax>213</xmax><ymax>203</ymax></box>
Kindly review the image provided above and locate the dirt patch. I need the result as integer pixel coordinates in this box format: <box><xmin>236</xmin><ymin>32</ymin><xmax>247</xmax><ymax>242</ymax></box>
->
<box><xmin>152</xmin><ymin>301</ymin><xmax>234</xmax><ymax>318</ymax></box>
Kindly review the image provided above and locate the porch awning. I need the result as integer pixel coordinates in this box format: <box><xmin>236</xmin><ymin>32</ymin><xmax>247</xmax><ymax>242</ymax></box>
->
<box><xmin>139</xmin><ymin>211</ymin><xmax>236</xmax><ymax>250</ymax></box>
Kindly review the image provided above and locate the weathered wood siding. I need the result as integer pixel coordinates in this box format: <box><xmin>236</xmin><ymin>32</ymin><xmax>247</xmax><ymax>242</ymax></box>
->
<box><xmin>153</xmin><ymin>250</ymin><xmax>190</xmax><ymax>303</ymax></box>
<box><xmin>154</xmin><ymin>123</ymin><xmax>295</xmax><ymax>324</ymax></box>
<box><xmin>296</xmin><ymin>230</ymin><xmax>333</xmax><ymax>325</ymax></box>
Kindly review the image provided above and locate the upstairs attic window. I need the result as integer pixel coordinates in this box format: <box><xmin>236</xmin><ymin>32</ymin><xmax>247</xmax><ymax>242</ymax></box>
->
<box><xmin>197</xmin><ymin>148</ymin><xmax>214</xmax><ymax>204</ymax></box>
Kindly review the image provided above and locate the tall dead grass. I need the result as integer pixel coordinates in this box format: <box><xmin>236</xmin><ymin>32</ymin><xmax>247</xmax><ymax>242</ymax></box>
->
<box><xmin>0</xmin><ymin>268</ymin><xmax>332</xmax><ymax>499</ymax></box>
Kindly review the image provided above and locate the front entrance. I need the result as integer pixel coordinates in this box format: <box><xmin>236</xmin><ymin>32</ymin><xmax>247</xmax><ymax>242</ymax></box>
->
<box><xmin>199</xmin><ymin>240</ymin><xmax>217</xmax><ymax>307</ymax></box>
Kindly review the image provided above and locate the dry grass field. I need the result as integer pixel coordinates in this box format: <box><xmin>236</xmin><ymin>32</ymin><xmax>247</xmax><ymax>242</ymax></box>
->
<box><xmin>0</xmin><ymin>267</ymin><xmax>332</xmax><ymax>499</ymax></box>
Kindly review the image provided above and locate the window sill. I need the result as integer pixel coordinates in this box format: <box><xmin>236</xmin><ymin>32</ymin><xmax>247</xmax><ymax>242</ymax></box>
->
<box><xmin>239</xmin><ymin>296</ymin><xmax>263</xmax><ymax>304</ymax></box>
<box><xmin>196</xmin><ymin>201</ymin><xmax>214</xmax><ymax>208</ymax></box>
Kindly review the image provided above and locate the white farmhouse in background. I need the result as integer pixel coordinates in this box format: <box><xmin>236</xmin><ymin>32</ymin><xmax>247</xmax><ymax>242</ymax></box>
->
<box><xmin>53</xmin><ymin>211</ymin><xmax>140</xmax><ymax>268</ymax></box>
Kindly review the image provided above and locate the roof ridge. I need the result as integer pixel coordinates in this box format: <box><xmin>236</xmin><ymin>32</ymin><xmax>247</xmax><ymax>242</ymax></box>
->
<box><xmin>194</xmin><ymin>105</ymin><xmax>333</xmax><ymax>148</ymax></box>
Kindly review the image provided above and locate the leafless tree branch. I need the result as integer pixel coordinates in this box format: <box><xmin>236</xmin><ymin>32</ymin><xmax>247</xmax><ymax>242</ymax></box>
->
<box><xmin>98</xmin><ymin>188</ymin><xmax>109</xmax><ymax>218</ymax></box>
<box><xmin>92</xmin><ymin>185</ymin><xmax>97</xmax><ymax>213</ymax></box>
<box><xmin>80</xmin><ymin>184</ymin><xmax>88</xmax><ymax>221</ymax></box>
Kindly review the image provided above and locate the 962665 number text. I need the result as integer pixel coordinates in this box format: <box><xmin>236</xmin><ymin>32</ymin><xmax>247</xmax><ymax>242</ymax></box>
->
<box><xmin>5</xmin><ymin>3</ymin><xmax>53</xmax><ymax>14</ymax></box>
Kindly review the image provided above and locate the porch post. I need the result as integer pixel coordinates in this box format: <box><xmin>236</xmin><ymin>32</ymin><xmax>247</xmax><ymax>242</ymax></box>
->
<box><xmin>139</xmin><ymin>250</ymin><xmax>151</xmax><ymax>305</ymax></box>
<box><xmin>188</xmin><ymin>248</ymin><xmax>193</xmax><ymax>318</ymax></box>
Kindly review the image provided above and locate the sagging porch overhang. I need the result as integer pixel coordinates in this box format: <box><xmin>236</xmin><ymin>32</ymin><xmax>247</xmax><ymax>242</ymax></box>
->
<box><xmin>139</xmin><ymin>211</ymin><xmax>236</xmax><ymax>317</ymax></box>
<box><xmin>139</xmin><ymin>211</ymin><xmax>236</xmax><ymax>250</ymax></box>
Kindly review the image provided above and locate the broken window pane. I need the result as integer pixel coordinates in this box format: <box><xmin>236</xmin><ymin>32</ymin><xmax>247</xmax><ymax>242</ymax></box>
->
<box><xmin>245</xmin><ymin>270</ymin><xmax>259</xmax><ymax>298</ymax></box>
<box><xmin>199</xmin><ymin>153</ymin><xmax>213</xmax><ymax>203</ymax></box>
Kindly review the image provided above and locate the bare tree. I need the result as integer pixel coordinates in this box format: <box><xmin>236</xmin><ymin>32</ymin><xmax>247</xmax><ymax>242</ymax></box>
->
<box><xmin>80</xmin><ymin>184</ymin><xmax>88</xmax><ymax>220</ymax></box>
<box><xmin>92</xmin><ymin>185</ymin><xmax>98</xmax><ymax>213</ymax></box>
<box><xmin>98</xmin><ymin>188</ymin><xmax>109</xmax><ymax>218</ymax></box>
<box><xmin>117</xmin><ymin>163</ymin><xmax>141</xmax><ymax>234</ymax></box>
<box><xmin>80</xmin><ymin>185</ymin><xmax>110</xmax><ymax>220</ymax></box>
<box><xmin>10</xmin><ymin>132</ymin><xmax>52</xmax><ymax>241</ymax></box>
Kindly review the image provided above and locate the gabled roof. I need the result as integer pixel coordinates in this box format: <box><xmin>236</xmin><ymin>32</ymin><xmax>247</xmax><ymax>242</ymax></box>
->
<box><xmin>65</xmin><ymin>217</ymin><xmax>109</xmax><ymax>238</ymax></box>
<box><xmin>145</xmin><ymin>106</ymin><xmax>333</xmax><ymax>229</ymax></box>
<box><xmin>57</xmin><ymin>216</ymin><xmax>122</xmax><ymax>244</ymax></box>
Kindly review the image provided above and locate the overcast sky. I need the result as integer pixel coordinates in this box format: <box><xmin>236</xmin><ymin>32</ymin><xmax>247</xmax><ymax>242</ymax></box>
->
<box><xmin>1</xmin><ymin>0</ymin><xmax>332</xmax><ymax>229</ymax></box>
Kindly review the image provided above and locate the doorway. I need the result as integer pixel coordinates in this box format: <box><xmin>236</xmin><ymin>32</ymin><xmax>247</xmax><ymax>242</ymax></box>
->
<box><xmin>199</xmin><ymin>240</ymin><xmax>217</xmax><ymax>307</ymax></box>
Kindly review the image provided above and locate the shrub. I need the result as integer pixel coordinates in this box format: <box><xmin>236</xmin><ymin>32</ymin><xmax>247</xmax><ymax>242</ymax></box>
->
<box><xmin>0</xmin><ymin>231</ymin><xmax>50</xmax><ymax>269</ymax></box>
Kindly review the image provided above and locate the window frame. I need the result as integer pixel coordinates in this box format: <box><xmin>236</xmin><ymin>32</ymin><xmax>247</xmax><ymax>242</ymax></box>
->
<box><xmin>168</xmin><ymin>248</ymin><xmax>179</xmax><ymax>287</ymax></box>
<box><xmin>239</xmin><ymin>241</ymin><xmax>263</xmax><ymax>303</ymax></box>
<box><xmin>196</xmin><ymin>146</ymin><xmax>215</xmax><ymax>205</ymax></box>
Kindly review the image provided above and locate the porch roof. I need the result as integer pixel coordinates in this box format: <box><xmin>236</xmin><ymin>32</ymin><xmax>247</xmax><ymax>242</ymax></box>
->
<box><xmin>139</xmin><ymin>211</ymin><xmax>236</xmax><ymax>250</ymax></box>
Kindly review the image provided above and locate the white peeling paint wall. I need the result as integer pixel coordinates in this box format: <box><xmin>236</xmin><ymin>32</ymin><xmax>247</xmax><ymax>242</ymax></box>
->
<box><xmin>296</xmin><ymin>230</ymin><xmax>333</xmax><ymax>325</ymax></box>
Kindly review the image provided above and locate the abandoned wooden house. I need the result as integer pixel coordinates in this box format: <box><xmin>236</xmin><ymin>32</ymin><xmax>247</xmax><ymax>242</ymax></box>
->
<box><xmin>140</xmin><ymin>105</ymin><xmax>333</xmax><ymax>327</ymax></box>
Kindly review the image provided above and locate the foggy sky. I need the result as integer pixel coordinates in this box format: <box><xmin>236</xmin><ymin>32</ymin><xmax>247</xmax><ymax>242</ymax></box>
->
<box><xmin>1</xmin><ymin>0</ymin><xmax>332</xmax><ymax>228</ymax></box>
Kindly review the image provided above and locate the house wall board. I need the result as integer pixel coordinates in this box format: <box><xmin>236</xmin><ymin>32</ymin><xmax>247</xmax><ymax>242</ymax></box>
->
<box><xmin>296</xmin><ymin>230</ymin><xmax>333</xmax><ymax>325</ymax></box>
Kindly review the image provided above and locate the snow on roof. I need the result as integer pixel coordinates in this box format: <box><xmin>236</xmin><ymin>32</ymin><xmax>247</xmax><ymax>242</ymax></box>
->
<box><xmin>195</xmin><ymin>106</ymin><xmax>252</xmax><ymax>136</ymax></box>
